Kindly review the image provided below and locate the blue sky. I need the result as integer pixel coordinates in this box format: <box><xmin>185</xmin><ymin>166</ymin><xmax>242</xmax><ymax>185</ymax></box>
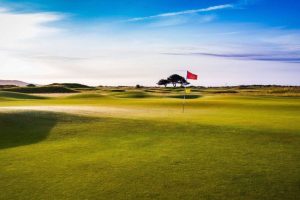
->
<box><xmin>2</xmin><ymin>0</ymin><xmax>299</xmax><ymax>26</ymax></box>
<box><xmin>0</xmin><ymin>0</ymin><xmax>299</xmax><ymax>85</ymax></box>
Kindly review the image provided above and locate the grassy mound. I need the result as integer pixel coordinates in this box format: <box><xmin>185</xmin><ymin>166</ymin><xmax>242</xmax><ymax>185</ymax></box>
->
<box><xmin>67</xmin><ymin>93</ymin><xmax>105</xmax><ymax>99</ymax></box>
<box><xmin>2</xmin><ymin>86</ymin><xmax>78</xmax><ymax>94</ymax></box>
<box><xmin>206</xmin><ymin>90</ymin><xmax>239</xmax><ymax>94</ymax></box>
<box><xmin>0</xmin><ymin>91</ymin><xmax>47</xmax><ymax>100</ymax></box>
<box><xmin>49</xmin><ymin>83</ymin><xmax>92</xmax><ymax>89</ymax></box>
<box><xmin>115</xmin><ymin>91</ymin><xmax>152</xmax><ymax>98</ymax></box>
<box><xmin>110</xmin><ymin>89</ymin><xmax>126</xmax><ymax>92</ymax></box>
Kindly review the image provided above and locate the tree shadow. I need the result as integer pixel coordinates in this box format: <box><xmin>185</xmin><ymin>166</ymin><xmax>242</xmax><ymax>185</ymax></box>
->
<box><xmin>0</xmin><ymin>111</ymin><xmax>59</xmax><ymax>150</ymax></box>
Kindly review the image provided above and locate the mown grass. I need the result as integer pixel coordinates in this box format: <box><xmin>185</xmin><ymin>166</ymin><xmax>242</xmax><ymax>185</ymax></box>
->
<box><xmin>0</xmin><ymin>88</ymin><xmax>299</xmax><ymax>200</ymax></box>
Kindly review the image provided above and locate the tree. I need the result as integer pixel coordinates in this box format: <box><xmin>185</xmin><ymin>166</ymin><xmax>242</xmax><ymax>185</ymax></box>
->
<box><xmin>157</xmin><ymin>79</ymin><xmax>170</xmax><ymax>87</ymax></box>
<box><xmin>27</xmin><ymin>84</ymin><xmax>36</xmax><ymax>87</ymax></box>
<box><xmin>167</xmin><ymin>74</ymin><xmax>189</xmax><ymax>87</ymax></box>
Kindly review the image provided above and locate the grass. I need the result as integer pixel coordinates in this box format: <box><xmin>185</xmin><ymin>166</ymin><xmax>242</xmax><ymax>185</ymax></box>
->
<box><xmin>48</xmin><ymin>83</ymin><xmax>93</xmax><ymax>89</ymax></box>
<box><xmin>66</xmin><ymin>93</ymin><xmax>105</xmax><ymax>99</ymax></box>
<box><xmin>0</xmin><ymin>87</ymin><xmax>299</xmax><ymax>199</ymax></box>
<box><xmin>113</xmin><ymin>91</ymin><xmax>153</xmax><ymax>98</ymax></box>
<box><xmin>0</xmin><ymin>91</ymin><xmax>48</xmax><ymax>100</ymax></box>
<box><xmin>169</xmin><ymin>94</ymin><xmax>201</xmax><ymax>99</ymax></box>
<box><xmin>2</xmin><ymin>86</ymin><xmax>78</xmax><ymax>93</ymax></box>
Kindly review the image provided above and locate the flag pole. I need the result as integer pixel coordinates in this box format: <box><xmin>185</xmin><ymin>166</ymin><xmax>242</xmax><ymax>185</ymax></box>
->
<box><xmin>182</xmin><ymin>71</ymin><xmax>187</xmax><ymax>113</ymax></box>
<box><xmin>182</xmin><ymin>88</ymin><xmax>185</xmax><ymax>113</ymax></box>
<box><xmin>182</xmin><ymin>88</ymin><xmax>186</xmax><ymax>113</ymax></box>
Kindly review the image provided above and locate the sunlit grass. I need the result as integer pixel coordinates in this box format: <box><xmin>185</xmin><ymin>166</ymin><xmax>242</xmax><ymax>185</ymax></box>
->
<box><xmin>0</xmin><ymin>88</ymin><xmax>299</xmax><ymax>199</ymax></box>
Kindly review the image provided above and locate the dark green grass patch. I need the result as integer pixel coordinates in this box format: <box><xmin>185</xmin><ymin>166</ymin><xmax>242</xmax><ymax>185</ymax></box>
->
<box><xmin>48</xmin><ymin>83</ymin><xmax>92</xmax><ymax>89</ymax></box>
<box><xmin>110</xmin><ymin>89</ymin><xmax>126</xmax><ymax>92</ymax></box>
<box><xmin>115</xmin><ymin>91</ymin><xmax>153</xmax><ymax>98</ymax></box>
<box><xmin>0</xmin><ymin>91</ymin><xmax>48</xmax><ymax>100</ymax></box>
<box><xmin>2</xmin><ymin>86</ymin><xmax>78</xmax><ymax>93</ymax></box>
<box><xmin>170</xmin><ymin>94</ymin><xmax>201</xmax><ymax>99</ymax></box>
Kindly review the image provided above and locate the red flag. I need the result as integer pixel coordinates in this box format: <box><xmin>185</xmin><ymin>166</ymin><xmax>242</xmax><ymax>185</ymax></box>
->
<box><xmin>187</xmin><ymin>71</ymin><xmax>198</xmax><ymax>80</ymax></box>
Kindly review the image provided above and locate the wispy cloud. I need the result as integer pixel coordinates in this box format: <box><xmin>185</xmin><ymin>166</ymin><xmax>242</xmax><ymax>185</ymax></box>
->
<box><xmin>126</xmin><ymin>4</ymin><xmax>234</xmax><ymax>22</ymax></box>
<box><xmin>162</xmin><ymin>52</ymin><xmax>300</xmax><ymax>63</ymax></box>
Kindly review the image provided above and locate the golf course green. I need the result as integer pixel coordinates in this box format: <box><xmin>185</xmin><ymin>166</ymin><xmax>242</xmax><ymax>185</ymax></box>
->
<box><xmin>0</xmin><ymin>87</ymin><xmax>299</xmax><ymax>199</ymax></box>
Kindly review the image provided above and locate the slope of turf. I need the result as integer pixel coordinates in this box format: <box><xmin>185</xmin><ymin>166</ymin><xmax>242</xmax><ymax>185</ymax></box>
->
<box><xmin>0</xmin><ymin>90</ymin><xmax>299</xmax><ymax>200</ymax></box>
<box><xmin>169</xmin><ymin>94</ymin><xmax>201</xmax><ymax>99</ymax></box>
<box><xmin>114</xmin><ymin>91</ymin><xmax>153</xmax><ymax>98</ymax></box>
<box><xmin>49</xmin><ymin>83</ymin><xmax>93</xmax><ymax>89</ymax></box>
<box><xmin>2</xmin><ymin>86</ymin><xmax>78</xmax><ymax>93</ymax></box>
<box><xmin>66</xmin><ymin>93</ymin><xmax>105</xmax><ymax>99</ymax></box>
<box><xmin>0</xmin><ymin>91</ymin><xmax>48</xmax><ymax>100</ymax></box>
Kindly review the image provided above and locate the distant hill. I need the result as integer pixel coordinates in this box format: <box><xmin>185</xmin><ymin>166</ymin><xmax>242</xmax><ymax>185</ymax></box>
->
<box><xmin>0</xmin><ymin>80</ymin><xmax>31</xmax><ymax>87</ymax></box>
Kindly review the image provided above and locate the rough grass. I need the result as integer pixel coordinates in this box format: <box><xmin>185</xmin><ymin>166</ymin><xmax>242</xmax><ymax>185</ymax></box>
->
<box><xmin>0</xmin><ymin>88</ymin><xmax>299</xmax><ymax>200</ymax></box>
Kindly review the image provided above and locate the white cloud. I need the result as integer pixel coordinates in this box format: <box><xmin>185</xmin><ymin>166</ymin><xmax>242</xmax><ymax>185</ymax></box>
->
<box><xmin>126</xmin><ymin>4</ymin><xmax>233</xmax><ymax>22</ymax></box>
<box><xmin>0</xmin><ymin>8</ymin><xmax>63</xmax><ymax>50</ymax></box>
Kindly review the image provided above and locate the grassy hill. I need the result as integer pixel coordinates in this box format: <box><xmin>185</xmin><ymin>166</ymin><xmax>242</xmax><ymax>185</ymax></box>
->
<box><xmin>2</xmin><ymin>86</ymin><xmax>78</xmax><ymax>94</ymax></box>
<box><xmin>49</xmin><ymin>83</ymin><xmax>93</xmax><ymax>89</ymax></box>
<box><xmin>0</xmin><ymin>87</ymin><xmax>299</xmax><ymax>199</ymax></box>
<box><xmin>0</xmin><ymin>91</ymin><xmax>48</xmax><ymax>100</ymax></box>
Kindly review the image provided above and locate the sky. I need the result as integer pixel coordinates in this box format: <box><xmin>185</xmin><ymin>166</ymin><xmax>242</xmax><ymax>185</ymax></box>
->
<box><xmin>0</xmin><ymin>0</ymin><xmax>300</xmax><ymax>86</ymax></box>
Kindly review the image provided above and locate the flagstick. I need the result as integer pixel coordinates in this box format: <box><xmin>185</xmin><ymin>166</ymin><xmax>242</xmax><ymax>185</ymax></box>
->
<box><xmin>183</xmin><ymin>71</ymin><xmax>187</xmax><ymax>113</ymax></box>
<box><xmin>182</xmin><ymin>89</ymin><xmax>186</xmax><ymax>113</ymax></box>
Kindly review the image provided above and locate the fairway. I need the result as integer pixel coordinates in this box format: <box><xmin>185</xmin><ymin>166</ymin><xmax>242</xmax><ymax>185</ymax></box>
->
<box><xmin>0</xmin><ymin>89</ymin><xmax>300</xmax><ymax>200</ymax></box>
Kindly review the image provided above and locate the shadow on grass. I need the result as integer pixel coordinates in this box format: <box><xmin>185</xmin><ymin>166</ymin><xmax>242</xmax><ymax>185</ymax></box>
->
<box><xmin>169</xmin><ymin>94</ymin><xmax>202</xmax><ymax>99</ymax></box>
<box><xmin>0</xmin><ymin>111</ymin><xmax>59</xmax><ymax>150</ymax></box>
<box><xmin>0</xmin><ymin>91</ymin><xmax>48</xmax><ymax>100</ymax></box>
<box><xmin>115</xmin><ymin>91</ymin><xmax>153</xmax><ymax>98</ymax></box>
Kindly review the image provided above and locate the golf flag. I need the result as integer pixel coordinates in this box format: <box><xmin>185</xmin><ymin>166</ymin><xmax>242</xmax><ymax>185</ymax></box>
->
<box><xmin>187</xmin><ymin>71</ymin><xmax>198</xmax><ymax>80</ymax></box>
<box><xmin>185</xmin><ymin>88</ymin><xmax>191</xmax><ymax>94</ymax></box>
<box><xmin>182</xmin><ymin>70</ymin><xmax>197</xmax><ymax>113</ymax></box>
